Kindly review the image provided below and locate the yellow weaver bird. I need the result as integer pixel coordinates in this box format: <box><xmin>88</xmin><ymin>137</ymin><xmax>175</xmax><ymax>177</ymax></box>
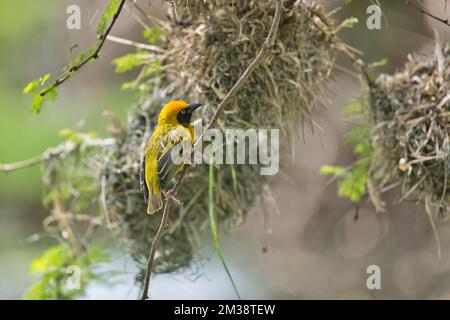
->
<box><xmin>140</xmin><ymin>100</ymin><xmax>202</xmax><ymax>214</ymax></box>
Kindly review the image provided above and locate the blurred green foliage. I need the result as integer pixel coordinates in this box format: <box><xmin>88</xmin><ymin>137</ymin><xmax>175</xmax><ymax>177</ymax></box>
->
<box><xmin>143</xmin><ymin>27</ymin><xmax>165</xmax><ymax>44</ymax></box>
<box><xmin>96</xmin><ymin>0</ymin><xmax>122</xmax><ymax>36</ymax></box>
<box><xmin>23</xmin><ymin>245</ymin><xmax>110</xmax><ymax>300</ymax></box>
<box><xmin>113</xmin><ymin>53</ymin><xmax>149</xmax><ymax>74</ymax></box>
<box><xmin>0</xmin><ymin>0</ymin><xmax>132</xmax><ymax>205</ymax></box>
<box><xmin>113</xmin><ymin>27</ymin><xmax>164</xmax><ymax>93</ymax></box>
<box><xmin>320</xmin><ymin>100</ymin><xmax>374</xmax><ymax>203</ymax></box>
<box><xmin>23</xmin><ymin>0</ymin><xmax>126</xmax><ymax>113</ymax></box>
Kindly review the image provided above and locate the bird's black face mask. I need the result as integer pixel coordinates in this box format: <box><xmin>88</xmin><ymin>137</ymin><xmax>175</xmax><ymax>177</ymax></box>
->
<box><xmin>177</xmin><ymin>103</ymin><xmax>202</xmax><ymax>125</ymax></box>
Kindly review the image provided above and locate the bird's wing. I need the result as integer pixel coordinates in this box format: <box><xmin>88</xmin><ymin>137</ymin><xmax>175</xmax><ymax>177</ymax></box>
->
<box><xmin>157</xmin><ymin>127</ymin><xmax>192</xmax><ymax>189</ymax></box>
<box><xmin>140</xmin><ymin>155</ymin><xmax>149</xmax><ymax>202</ymax></box>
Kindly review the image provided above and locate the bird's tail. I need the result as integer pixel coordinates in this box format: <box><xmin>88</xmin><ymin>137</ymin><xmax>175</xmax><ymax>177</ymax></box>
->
<box><xmin>147</xmin><ymin>191</ymin><xmax>163</xmax><ymax>214</ymax></box>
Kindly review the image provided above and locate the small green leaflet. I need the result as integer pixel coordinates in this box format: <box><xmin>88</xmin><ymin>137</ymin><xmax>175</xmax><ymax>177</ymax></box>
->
<box><xmin>112</xmin><ymin>53</ymin><xmax>148</xmax><ymax>74</ymax></box>
<box><xmin>143</xmin><ymin>27</ymin><xmax>165</xmax><ymax>44</ymax></box>
<box><xmin>23</xmin><ymin>74</ymin><xmax>50</xmax><ymax>95</ymax></box>
<box><xmin>30</xmin><ymin>87</ymin><xmax>58</xmax><ymax>113</ymax></box>
<box><xmin>23</xmin><ymin>74</ymin><xmax>58</xmax><ymax>113</ymax></box>
<box><xmin>320</xmin><ymin>100</ymin><xmax>374</xmax><ymax>203</ymax></box>
<box><xmin>96</xmin><ymin>0</ymin><xmax>121</xmax><ymax>36</ymax></box>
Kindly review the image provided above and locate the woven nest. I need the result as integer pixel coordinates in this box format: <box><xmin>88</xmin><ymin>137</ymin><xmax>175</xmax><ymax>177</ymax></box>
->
<box><xmin>369</xmin><ymin>41</ymin><xmax>450</xmax><ymax>220</ymax></box>
<box><xmin>43</xmin><ymin>0</ymin><xmax>336</xmax><ymax>280</ymax></box>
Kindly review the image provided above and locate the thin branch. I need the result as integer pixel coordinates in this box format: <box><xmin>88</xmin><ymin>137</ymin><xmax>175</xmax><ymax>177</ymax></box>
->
<box><xmin>52</xmin><ymin>191</ymin><xmax>82</xmax><ymax>254</ymax></box>
<box><xmin>302</xmin><ymin>5</ymin><xmax>373</xmax><ymax>85</ymax></box>
<box><xmin>406</xmin><ymin>0</ymin><xmax>450</xmax><ymax>27</ymax></box>
<box><xmin>0</xmin><ymin>155</ymin><xmax>44</xmax><ymax>173</ymax></box>
<box><xmin>39</xmin><ymin>0</ymin><xmax>127</xmax><ymax>97</ymax></box>
<box><xmin>100</xmin><ymin>175</ymin><xmax>113</xmax><ymax>230</ymax></box>
<box><xmin>139</xmin><ymin>0</ymin><xmax>284</xmax><ymax>300</ymax></box>
<box><xmin>106</xmin><ymin>34</ymin><xmax>163</xmax><ymax>52</ymax></box>
<box><xmin>139</xmin><ymin>168</ymin><xmax>187</xmax><ymax>300</ymax></box>
<box><xmin>127</xmin><ymin>0</ymin><xmax>169</xmax><ymax>30</ymax></box>
<box><xmin>139</xmin><ymin>200</ymin><xmax>172</xmax><ymax>300</ymax></box>
<box><xmin>0</xmin><ymin>142</ymin><xmax>76</xmax><ymax>173</ymax></box>
<box><xmin>0</xmin><ymin>138</ymin><xmax>115</xmax><ymax>173</ymax></box>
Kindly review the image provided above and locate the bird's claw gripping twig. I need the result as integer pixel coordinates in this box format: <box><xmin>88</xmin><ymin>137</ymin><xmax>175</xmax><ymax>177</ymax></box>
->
<box><xmin>163</xmin><ymin>190</ymin><xmax>183</xmax><ymax>206</ymax></box>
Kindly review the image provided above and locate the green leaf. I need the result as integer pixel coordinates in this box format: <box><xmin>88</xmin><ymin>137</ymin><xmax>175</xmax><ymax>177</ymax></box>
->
<box><xmin>368</xmin><ymin>58</ymin><xmax>388</xmax><ymax>69</ymax></box>
<box><xmin>320</xmin><ymin>165</ymin><xmax>346</xmax><ymax>176</ymax></box>
<box><xmin>341</xmin><ymin>17</ymin><xmax>359</xmax><ymax>29</ymax></box>
<box><xmin>59</xmin><ymin>128</ymin><xmax>82</xmax><ymax>143</ymax></box>
<box><xmin>343</xmin><ymin>125</ymin><xmax>374</xmax><ymax>157</ymax></box>
<box><xmin>354</xmin><ymin>142</ymin><xmax>373</xmax><ymax>157</ymax></box>
<box><xmin>337</xmin><ymin>160</ymin><xmax>370</xmax><ymax>202</ymax></box>
<box><xmin>341</xmin><ymin>100</ymin><xmax>363</xmax><ymax>117</ymax></box>
<box><xmin>30</xmin><ymin>87</ymin><xmax>58</xmax><ymax>113</ymax></box>
<box><xmin>30</xmin><ymin>93</ymin><xmax>44</xmax><ymax>113</ymax></box>
<box><xmin>321</xmin><ymin>104</ymin><xmax>374</xmax><ymax>203</ymax></box>
<box><xmin>23</xmin><ymin>74</ymin><xmax>50</xmax><ymax>95</ymax></box>
<box><xmin>344</xmin><ymin>125</ymin><xmax>368</xmax><ymax>145</ymax></box>
<box><xmin>96</xmin><ymin>0</ymin><xmax>121</xmax><ymax>36</ymax></box>
<box><xmin>112</xmin><ymin>53</ymin><xmax>147</xmax><ymax>73</ymax></box>
<box><xmin>24</xmin><ymin>245</ymin><xmax>112</xmax><ymax>300</ymax></box>
<box><xmin>30</xmin><ymin>245</ymin><xmax>69</xmax><ymax>273</ymax></box>
<box><xmin>68</xmin><ymin>44</ymin><xmax>97</xmax><ymax>70</ymax></box>
<box><xmin>68</xmin><ymin>44</ymin><xmax>79</xmax><ymax>57</ymax></box>
<box><xmin>46</xmin><ymin>87</ymin><xmax>58</xmax><ymax>102</ymax></box>
<box><xmin>143</xmin><ymin>27</ymin><xmax>164</xmax><ymax>44</ymax></box>
<box><xmin>121</xmin><ymin>81</ymin><xmax>135</xmax><ymax>90</ymax></box>
<box><xmin>143</xmin><ymin>60</ymin><xmax>161</xmax><ymax>77</ymax></box>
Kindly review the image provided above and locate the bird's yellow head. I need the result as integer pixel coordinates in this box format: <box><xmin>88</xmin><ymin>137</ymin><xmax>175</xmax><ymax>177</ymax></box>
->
<box><xmin>158</xmin><ymin>100</ymin><xmax>202</xmax><ymax>126</ymax></box>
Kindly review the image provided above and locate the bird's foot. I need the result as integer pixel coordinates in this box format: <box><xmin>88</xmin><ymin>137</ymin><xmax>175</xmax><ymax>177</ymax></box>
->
<box><xmin>186</xmin><ymin>162</ymin><xmax>196</xmax><ymax>168</ymax></box>
<box><xmin>163</xmin><ymin>190</ymin><xmax>183</xmax><ymax>206</ymax></box>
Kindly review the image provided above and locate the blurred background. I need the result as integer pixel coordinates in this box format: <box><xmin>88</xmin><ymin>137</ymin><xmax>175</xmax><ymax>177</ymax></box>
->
<box><xmin>1</xmin><ymin>0</ymin><xmax>450</xmax><ymax>299</ymax></box>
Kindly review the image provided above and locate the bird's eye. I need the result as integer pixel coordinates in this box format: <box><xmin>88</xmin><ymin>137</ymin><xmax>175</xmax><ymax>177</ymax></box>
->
<box><xmin>181</xmin><ymin>109</ymin><xmax>186</xmax><ymax>114</ymax></box>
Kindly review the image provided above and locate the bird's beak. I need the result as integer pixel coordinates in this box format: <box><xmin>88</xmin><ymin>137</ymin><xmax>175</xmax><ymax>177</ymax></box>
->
<box><xmin>187</xmin><ymin>103</ymin><xmax>202</xmax><ymax>112</ymax></box>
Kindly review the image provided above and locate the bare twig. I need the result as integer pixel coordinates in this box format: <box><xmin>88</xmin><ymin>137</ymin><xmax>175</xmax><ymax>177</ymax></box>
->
<box><xmin>0</xmin><ymin>138</ymin><xmax>115</xmax><ymax>173</ymax></box>
<box><xmin>100</xmin><ymin>175</ymin><xmax>113</xmax><ymax>230</ymax></box>
<box><xmin>43</xmin><ymin>212</ymin><xmax>103</xmax><ymax>232</ymax></box>
<box><xmin>0</xmin><ymin>142</ymin><xmax>76</xmax><ymax>173</ymax></box>
<box><xmin>301</xmin><ymin>5</ymin><xmax>373</xmax><ymax>85</ymax></box>
<box><xmin>0</xmin><ymin>155</ymin><xmax>45</xmax><ymax>173</ymax></box>
<box><xmin>139</xmin><ymin>0</ymin><xmax>284</xmax><ymax>300</ymax></box>
<box><xmin>106</xmin><ymin>35</ymin><xmax>163</xmax><ymax>52</ymax></box>
<box><xmin>406</xmin><ymin>0</ymin><xmax>450</xmax><ymax>27</ymax></box>
<box><xmin>52</xmin><ymin>192</ymin><xmax>82</xmax><ymax>254</ymax></box>
<box><xmin>39</xmin><ymin>0</ymin><xmax>127</xmax><ymax>97</ymax></box>
<box><xmin>126</xmin><ymin>0</ymin><xmax>169</xmax><ymax>30</ymax></box>
<box><xmin>139</xmin><ymin>200</ymin><xmax>172</xmax><ymax>300</ymax></box>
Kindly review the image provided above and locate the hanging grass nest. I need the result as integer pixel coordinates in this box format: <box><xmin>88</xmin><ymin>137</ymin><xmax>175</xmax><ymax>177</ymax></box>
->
<box><xmin>368</xmin><ymin>41</ymin><xmax>450</xmax><ymax>220</ymax></box>
<box><xmin>42</xmin><ymin>0</ymin><xmax>338</xmax><ymax>280</ymax></box>
<box><xmin>101</xmin><ymin>0</ymin><xmax>337</xmax><ymax>278</ymax></box>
